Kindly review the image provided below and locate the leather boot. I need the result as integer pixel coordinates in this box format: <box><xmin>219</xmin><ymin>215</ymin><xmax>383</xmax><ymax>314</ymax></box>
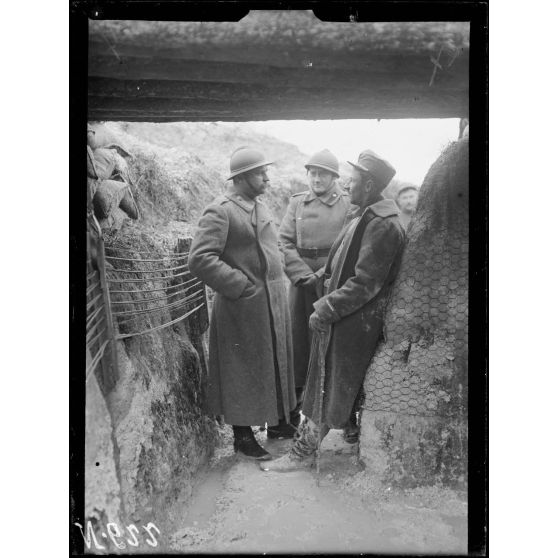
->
<box><xmin>342</xmin><ymin>409</ymin><xmax>360</xmax><ymax>444</ymax></box>
<box><xmin>343</xmin><ymin>388</ymin><xmax>364</xmax><ymax>444</ymax></box>
<box><xmin>267</xmin><ymin>417</ymin><xmax>297</xmax><ymax>439</ymax></box>
<box><xmin>232</xmin><ymin>425</ymin><xmax>272</xmax><ymax>461</ymax></box>
<box><xmin>260</xmin><ymin>418</ymin><xmax>325</xmax><ymax>472</ymax></box>
<box><xmin>342</xmin><ymin>422</ymin><xmax>360</xmax><ymax>444</ymax></box>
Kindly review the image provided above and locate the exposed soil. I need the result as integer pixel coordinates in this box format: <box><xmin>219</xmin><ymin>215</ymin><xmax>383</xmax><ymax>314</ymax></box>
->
<box><xmin>154</xmin><ymin>427</ymin><xmax>467</xmax><ymax>554</ymax></box>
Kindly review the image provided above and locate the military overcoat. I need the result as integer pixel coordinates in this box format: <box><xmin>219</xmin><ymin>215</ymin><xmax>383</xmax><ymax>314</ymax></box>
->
<box><xmin>278</xmin><ymin>186</ymin><xmax>351</xmax><ymax>387</ymax></box>
<box><xmin>301</xmin><ymin>198</ymin><xmax>405</xmax><ymax>428</ymax></box>
<box><xmin>188</xmin><ymin>187</ymin><xmax>297</xmax><ymax>426</ymax></box>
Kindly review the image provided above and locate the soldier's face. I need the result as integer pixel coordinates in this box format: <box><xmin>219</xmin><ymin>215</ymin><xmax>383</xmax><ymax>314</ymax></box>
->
<box><xmin>307</xmin><ymin>167</ymin><xmax>336</xmax><ymax>197</ymax></box>
<box><xmin>397</xmin><ymin>190</ymin><xmax>418</xmax><ymax>213</ymax></box>
<box><xmin>242</xmin><ymin>166</ymin><xmax>270</xmax><ymax>198</ymax></box>
<box><xmin>348</xmin><ymin>168</ymin><xmax>368</xmax><ymax>206</ymax></box>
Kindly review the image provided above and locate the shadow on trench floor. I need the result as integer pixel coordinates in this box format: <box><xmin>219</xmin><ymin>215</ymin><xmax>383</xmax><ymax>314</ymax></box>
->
<box><xmin>157</xmin><ymin>425</ymin><xmax>467</xmax><ymax>554</ymax></box>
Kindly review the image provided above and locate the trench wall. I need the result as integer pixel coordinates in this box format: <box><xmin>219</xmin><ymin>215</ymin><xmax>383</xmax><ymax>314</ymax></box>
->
<box><xmin>84</xmin><ymin>238</ymin><xmax>217</xmax><ymax>542</ymax></box>
<box><xmin>360</xmin><ymin>138</ymin><xmax>469</xmax><ymax>488</ymax></box>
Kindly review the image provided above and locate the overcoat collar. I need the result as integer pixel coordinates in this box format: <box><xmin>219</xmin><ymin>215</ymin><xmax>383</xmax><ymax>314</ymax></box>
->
<box><xmin>323</xmin><ymin>197</ymin><xmax>400</xmax><ymax>285</ymax></box>
<box><xmin>302</xmin><ymin>185</ymin><xmax>345</xmax><ymax>206</ymax></box>
<box><xmin>367</xmin><ymin>198</ymin><xmax>400</xmax><ymax>218</ymax></box>
<box><xmin>359</xmin><ymin>198</ymin><xmax>400</xmax><ymax>219</ymax></box>
<box><xmin>225</xmin><ymin>186</ymin><xmax>256</xmax><ymax>212</ymax></box>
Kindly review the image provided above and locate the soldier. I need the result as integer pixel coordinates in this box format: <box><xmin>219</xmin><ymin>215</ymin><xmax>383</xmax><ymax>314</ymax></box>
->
<box><xmin>189</xmin><ymin>147</ymin><xmax>297</xmax><ymax>461</ymax></box>
<box><xmin>261</xmin><ymin>149</ymin><xmax>405</xmax><ymax>472</ymax></box>
<box><xmin>395</xmin><ymin>183</ymin><xmax>419</xmax><ymax>231</ymax></box>
<box><xmin>278</xmin><ymin>149</ymin><xmax>351</xmax><ymax>436</ymax></box>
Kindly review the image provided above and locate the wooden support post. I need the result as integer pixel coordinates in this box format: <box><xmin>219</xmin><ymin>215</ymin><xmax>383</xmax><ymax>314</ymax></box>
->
<box><xmin>94</xmin><ymin>229</ymin><xmax>119</xmax><ymax>393</ymax></box>
<box><xmin>176</xmin><ymin>237</ymin><xmax>210</xmax><ymax>378</ymax></box>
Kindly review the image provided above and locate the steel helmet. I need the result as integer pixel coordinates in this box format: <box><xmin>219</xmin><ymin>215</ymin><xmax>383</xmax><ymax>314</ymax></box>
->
<box><xmin>227</xmin><ymin>146</ymin><xmax>274</xmax><ymax>180</ymax></box>
<box><xmin>304</xmin><ymin>149</ymin><xmax>340</xmax><ymax>178</ymax></box>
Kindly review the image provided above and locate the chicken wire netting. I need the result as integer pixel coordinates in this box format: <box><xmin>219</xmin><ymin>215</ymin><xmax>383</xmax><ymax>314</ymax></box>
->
<box><xmin>363</xmin><ymin>138</ymin><xmax>469</xmax><ymax>420</ymax></box>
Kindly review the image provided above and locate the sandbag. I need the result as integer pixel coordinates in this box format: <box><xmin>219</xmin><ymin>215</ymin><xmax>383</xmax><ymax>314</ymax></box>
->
<box><xmin>87</xmin><ymin>126</ymin><xmax>96</xmax><ymax>149</ymax></box>
<box><xmin>88</xmin><ymin>177</ymin><xmax>99</xmax><ymax>202</ymax></box>
<box><xmin>119</xmin><ymin>185</ymin><xmax>139</xmax><ymax>220</ymax></box>
<box><xmin>87</xmin><ymin>124</ymin><xmax>122</xmax><ymax>149</ymax></box>
<box><xmin>99</xmin><ymin>207</ymin><xmax>128</xmax><ymax>235</ymax></box>
<box><xmin>92</xmin><ymin>148</ymin><xmax>117</xmax><ymax>180</ymax></box>
<box><xmin>111</xmin><ymin>151</ymin><xmax>131</xmax><ymax>183</ymax></box>
<box><xmin>93</xmin><ymin>179</ymin><xmax>128</xmax><ymax>219</ymax></box>
<box><xmin>87</xmin><ymin>146</ymin><xmax>98</xmax><ymax>179</ymax></box>
<box><xmin>105</xmin><ymin>143</ymin><xmax>133</xmax><ymax>160</ymax></box>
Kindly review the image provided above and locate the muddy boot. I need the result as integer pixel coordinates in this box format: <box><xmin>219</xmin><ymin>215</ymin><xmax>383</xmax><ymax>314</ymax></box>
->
<box><xmin>267</xmin><ymin>417</ymin><xmax>297</xmax><ymax>439</ymax></box>
<box><xmin>260</xmin><ymin>419</ymin><xmax>321</xmax><ymax>472</ymax></box>
<box><xmin>233</xmin><ymin>425</ymin><xmax>272</xmax><ymax>461</ymax></box>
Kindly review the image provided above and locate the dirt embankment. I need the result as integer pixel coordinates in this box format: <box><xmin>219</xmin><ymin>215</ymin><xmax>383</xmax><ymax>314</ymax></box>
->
<box><xmin>85</xmin><ymin>228</ymin><xmax>218</xmax><ymax>540</ymax></box>
<box><xmin>85</xmin><ymin>121</ymin><xmax>312</xmax><ymax>547</ymax></box>
<box><xmin>89</xmin><ymin>121</ymin><xmax>310</xmax><ymax>229</ymax></box>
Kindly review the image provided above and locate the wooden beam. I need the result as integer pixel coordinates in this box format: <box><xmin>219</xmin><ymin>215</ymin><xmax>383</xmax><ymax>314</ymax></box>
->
<box><xmin>87</xmin><ymin>18</ymin><xmax>469</xmax><ymax>121</ymax></box>
<box><xmin>88</xmin><ymin>39</ymin><xmax>469</xmax><ymax>74</ymax></box>
<box><xmin>88</xmin><ymin>52</ymin><xmax>468</xmax><ymax>92</ymax></box>
<box><xmin>88</xmin><ymin>82</ymin><xmax>468</xmax><ymax>121</ymax></box>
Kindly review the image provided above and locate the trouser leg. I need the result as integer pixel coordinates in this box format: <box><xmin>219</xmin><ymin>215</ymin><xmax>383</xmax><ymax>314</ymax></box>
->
<box><xmin>267</xmin><ymin>379</ymin><xmax>298</xmax><ymax>439</ymax></box>
<box><xmin>289</xmin><ymin>386</ymin><xmax>304</xmax><ymax>428</ymax></box>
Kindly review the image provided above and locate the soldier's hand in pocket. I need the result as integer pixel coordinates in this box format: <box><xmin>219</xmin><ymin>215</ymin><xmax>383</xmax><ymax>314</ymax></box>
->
<box><xmin>241</xmin><ymin>280</ymin><xmax>257</xmax><ymax>298</ymax></box>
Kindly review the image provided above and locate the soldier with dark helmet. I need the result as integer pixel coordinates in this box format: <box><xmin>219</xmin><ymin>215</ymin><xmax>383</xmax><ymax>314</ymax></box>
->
<box><xmin>278</xmin><ymin>149</ymin><xmax>351</xmax><ymax>436</ymax></box>
<box><xmin>189</xmin><ymin>146</ymin><xmax>298</xmax><ymax>460</ymax></box>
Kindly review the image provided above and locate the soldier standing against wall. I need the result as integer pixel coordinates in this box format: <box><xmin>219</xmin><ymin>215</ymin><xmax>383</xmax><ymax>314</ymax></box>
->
<box><xmin>189</xmin><ymin>147</ymin><xmax>297</xmax><ymax>461</ymax></box>
<box><xmin>278</xmin><ymin>150</ymin><xmax>351</xmax><ymax>437</ymax></box>
<box><xmin>262</xmin><ymin>149</ymin><xmax>405</xmax><ymax>472</ymax></box>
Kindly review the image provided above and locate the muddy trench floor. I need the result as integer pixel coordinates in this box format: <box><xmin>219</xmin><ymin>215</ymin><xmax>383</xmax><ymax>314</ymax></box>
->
<box><xmin>156</xmin><ymin>426</ymin><xmax>467</xmax><ymax>554</ymax></box>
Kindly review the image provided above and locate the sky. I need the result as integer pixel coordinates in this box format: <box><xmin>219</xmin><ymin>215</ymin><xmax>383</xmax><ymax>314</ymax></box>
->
<box><xmin>249</xmin><ymin>119</ymin><xmax>460</xmax><ymax>185</ymax></box>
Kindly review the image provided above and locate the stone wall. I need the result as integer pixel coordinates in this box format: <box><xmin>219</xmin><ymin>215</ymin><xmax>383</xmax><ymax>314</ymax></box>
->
<box><xmin>360</xmin><ymin>138</ymin><xmax>469</xmax><ymax>488</ymax></box>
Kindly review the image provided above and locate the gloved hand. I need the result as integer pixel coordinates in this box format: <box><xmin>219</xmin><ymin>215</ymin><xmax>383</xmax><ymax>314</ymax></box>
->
<box><xmin>309</xmin><ymin>311</ymin><xmax>328</xmax><ymax>333</ymax></box>
<box><xmin>298</xmin><ymin>273</ymin><xmax>318</xmax><ymax>289</ymax></box>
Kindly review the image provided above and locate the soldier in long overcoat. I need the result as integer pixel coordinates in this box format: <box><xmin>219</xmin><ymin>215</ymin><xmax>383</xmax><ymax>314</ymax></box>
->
<box><xmin>278</xmin><ymin>149</ymin><xmax>351</xmax><ymax>433</ymax></box>
<box><xmin>189</xmin><ymin>147</ymin><xmax>297</xmax><ymax>460</ymax></box>
<box><xmin>262</xmin><ymin>149</ymin><xmax>406</xmax><ymax>472</ymax></box>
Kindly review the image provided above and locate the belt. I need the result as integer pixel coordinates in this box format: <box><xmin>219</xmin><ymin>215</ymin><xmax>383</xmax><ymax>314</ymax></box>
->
<box><xmin>297</xmin><ymin>247</ymin><xmax>330</xmax><ymax>258</ymax></box>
